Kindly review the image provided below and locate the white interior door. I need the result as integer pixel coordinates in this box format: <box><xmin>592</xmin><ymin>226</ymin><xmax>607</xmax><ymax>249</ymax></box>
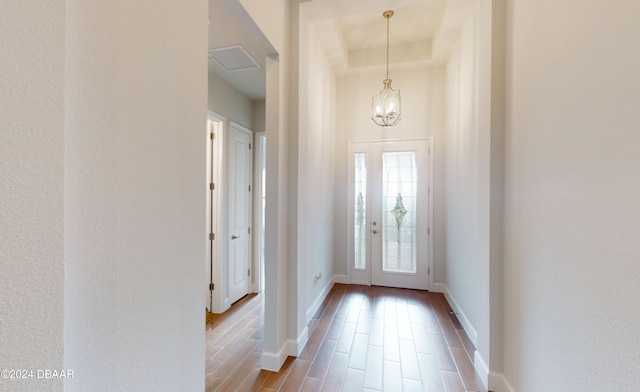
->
<box><xmin>228</xmin><ymin>123</ymin><xmax>253</xmax><ymax>304</ymax></box>
<box><xmin>349</xmin><ymin>139</ymin><xmax>431</xmax><ymax>290</ymax></box>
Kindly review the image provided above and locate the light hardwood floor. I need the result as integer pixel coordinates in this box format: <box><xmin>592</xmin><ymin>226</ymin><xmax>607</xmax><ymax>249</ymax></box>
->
<box><xmin>205</xmin><ymin>284</ymin><xmax>486</xmax><ymax>392</ymax></box>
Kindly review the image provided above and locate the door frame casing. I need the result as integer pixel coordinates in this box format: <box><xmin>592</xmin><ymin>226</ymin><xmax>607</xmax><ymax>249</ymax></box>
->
<box><xmin>252</xmin><ymin>132</ymin><xmax>266</xmax><ymax>294</ymax></box>
<box><xmin>207</xmin><ymin>111</ymin><xmax>225</xmax><ymax>313</ymax></box>
<box><xmin>346</xmin><ymin>137</ymin><xmax>434</xmax><ymax>291</ymax></box>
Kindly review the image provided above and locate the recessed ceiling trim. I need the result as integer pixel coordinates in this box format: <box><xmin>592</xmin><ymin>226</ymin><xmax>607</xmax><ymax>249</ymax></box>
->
<box><xmin>208</xmin><ymin>45</ymin><xmax>261</xmax><ymax>72</ymax></box>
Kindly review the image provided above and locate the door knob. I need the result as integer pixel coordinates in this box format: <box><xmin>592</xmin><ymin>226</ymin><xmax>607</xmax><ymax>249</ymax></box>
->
<box><xmin>372</xmin><ymin>230</ymin><xmax>378</xmax><ymax>234</ymax></box>
<box><xmin>231</xmin><ymin>235</ymin><xmax>240</xmax><ymax>240</ymax></box>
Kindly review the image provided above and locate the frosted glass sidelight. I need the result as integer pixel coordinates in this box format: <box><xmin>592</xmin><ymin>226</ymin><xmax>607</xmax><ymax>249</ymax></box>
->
<box><xmin>381</xmin><ymin>152</ymin><xmax>417</xmax><ymax>273</ymax></box>
<box><xmin>354</xmin><ymin>153</ymin><xmax>367</xmax><ymax>270</ymax></box>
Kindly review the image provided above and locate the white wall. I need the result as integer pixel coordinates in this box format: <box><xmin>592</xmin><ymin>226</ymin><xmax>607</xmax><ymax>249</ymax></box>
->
<box><xmin>0</xmin><ymin>2</ymin><xmax>65</xmax><ymax>391</ymax></box>
<box><xmin>239</xmin><ymin>0</ymin><xmax>288</xmax><ymax>57</ymax></box>
<box><xmin>333</xmin><ymin>66</ymin><xmax>446</xmax><ymax>284</ymax></box>
<box><xmin>253</xmin><ymin>100</ymin><xmax>266</xmax><ymax>132</ymax></box>
<box><xmin>208</xmin><ymin>71</ymin><xmax>254</xmax><ymax>129</ymax></box>
<box><xmin>481</xmin><ymin>0</ymin><xmax>506</xmax><ymax>384</ymax></box>
<box><xmin>298</xmin><ymin>13</ymin><xmax>337</xmax><ymax>324</ymax></box>
<box><xmin>503</xmin><ymin>0</ymin><xmax>640</xmax><ymax>390</ymax></box>
<box><xmin>443</xmin><ymin>5</ymin><xmax>485</xmax><ymax>346</ymax></box>
<box><xmin>441</xmin><ymin>3</ymin><xmax>506</xmax><ymax>388</ymax></box>
<box><xmin>64</xmin><ymin>1</ymin><xmax>208</xmax><ymax>391</ymax></box>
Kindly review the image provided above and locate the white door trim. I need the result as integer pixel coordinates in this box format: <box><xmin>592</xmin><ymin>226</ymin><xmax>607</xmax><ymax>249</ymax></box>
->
<box><xmin>207</xmin><ymin>111</ymin><xmax>225</xmax><ymax>313</ymax></box>
<box><xmin>252</xmin><ymin>132</ymin><xmax>266</xmax><ymax>294</ymax></box>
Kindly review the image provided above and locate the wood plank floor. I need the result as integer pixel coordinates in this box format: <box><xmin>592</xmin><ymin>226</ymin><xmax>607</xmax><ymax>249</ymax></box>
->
<box><xmin>205</xmin><ymin>284</ymin><xmax>487</xmax><ymax>392</ymax></box>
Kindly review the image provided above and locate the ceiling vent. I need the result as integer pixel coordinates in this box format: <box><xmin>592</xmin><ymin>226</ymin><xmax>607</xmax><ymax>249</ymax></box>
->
<box><xmin>208</xmin><ymin>45</ymin><xmax>261</xmax><ymax>71</ymax></box>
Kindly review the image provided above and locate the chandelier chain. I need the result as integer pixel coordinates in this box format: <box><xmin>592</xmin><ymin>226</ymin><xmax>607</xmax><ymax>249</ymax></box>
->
<box><xmin>386</xmin><ymin>13</ymin><xmax>390</xmax><ymax>81</ymax></box>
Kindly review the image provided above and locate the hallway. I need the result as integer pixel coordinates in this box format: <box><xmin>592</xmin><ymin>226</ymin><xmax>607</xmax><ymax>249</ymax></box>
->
<box><xmin>205</xmin><ymin>284</ymin><xmax>485</xmax><ymax>391</ymax></box>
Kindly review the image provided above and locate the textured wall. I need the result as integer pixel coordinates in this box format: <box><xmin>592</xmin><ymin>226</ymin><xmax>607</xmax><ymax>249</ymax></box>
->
<box><xmin>503</xmin><ymin>0</ymin><xmax>640</xmax><ymax>390</ymax></box>
<box><xmin>64</xmin><ymin>1</ymin><xmax>208</xmax><ymax>390</ymax></box>
<box><xmin>0</xmin><ymin>2</ymin><xmax>65</xmax><ymax>391</ymax></box>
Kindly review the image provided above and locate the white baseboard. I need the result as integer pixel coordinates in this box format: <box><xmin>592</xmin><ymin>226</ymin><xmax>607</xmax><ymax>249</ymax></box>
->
<box><xmin>489</xmin><ymin>372</ymin><xmax>516</xmax><ymax>392</ymax></box>
<box><xmin>440</xmin><ymin>284</ymin><xmax>478</xmax><ymax>346</ymax></box>
<box><xmin>334</xmin><ymin>274</ymin><xmax>349</xmax><ymax>284</ymax></box>
<box><xmin>287</xmin><ymin>327</ymin><xmax>308</xmax><ymax>357</ymax></box>
<box><xmin>306</xmin><ymin>275</ymin><xmax>336</xmax><ymax>323</ymax></box>
<box><xmin>474</xmin><ymin>347</ymin><xmax>515</xmax><ymax>392</ymax></box>
<box><xmin>264</xmin><ymin>274</ymin><xmax>339</xmax><ymax>372</ymax></box>
<box><xmin>262</xmin><ymin>328</ymin><xmax>310</xmax><ymax>372</ymax></box>
<box><xmin>261</xmin><ymin>344</ymin><xmax>288</xmax><ymax>372</ymax></box>
<box><xmin>437</xmin><ymin>284</ymin><xmax>515</xmax><ymax>392</ymax></box>
<box><xmin>474</xmin><ymin>351</ymin><xmax>490</xmax><ymax>390</ymax></box>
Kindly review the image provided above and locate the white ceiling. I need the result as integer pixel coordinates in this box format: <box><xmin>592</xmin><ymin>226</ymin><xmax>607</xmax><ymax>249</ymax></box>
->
<box><xmin>336</xmin><ymin>4</ymin><xmax>441</xmax><ymax>50</ymax></box>
<box><xmin>208</xmin><ymin>0</ymin><xmax>471</xmax><ymax>100</ymax></box>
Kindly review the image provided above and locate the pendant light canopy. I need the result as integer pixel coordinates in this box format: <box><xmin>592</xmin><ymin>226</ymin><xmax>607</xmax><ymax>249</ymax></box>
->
<box><xmin>372</xmin><ymin>10</ymin><xmax>401</xmax><ymax>128</ymax></box>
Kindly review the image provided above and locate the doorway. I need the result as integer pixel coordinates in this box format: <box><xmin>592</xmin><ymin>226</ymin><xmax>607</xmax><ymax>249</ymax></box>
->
<box><xmin>348</xmin><ymin>139</ymin><xmax>433</xmax><ymax>290</ymax></box>
<box><xmin>206</xmin><ymin>116</ymin><xmax>258</xmax><ymax>312</ymax></box>
<box><xmin>207</xmin><ymin>0</ymin><xmax>282</xmax><ymax>371</ymax></box>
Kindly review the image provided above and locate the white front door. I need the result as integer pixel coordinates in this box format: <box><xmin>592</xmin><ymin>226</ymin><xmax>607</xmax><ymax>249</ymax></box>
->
<box><xmin>350</xmin><ymin>139</ymin><xmax>431</xmax><ymax>290</ymax></box>
<box><xmin>228</xmin><ymin>123</ymin><xmax>253</xmax><ymax>304</ymax></box>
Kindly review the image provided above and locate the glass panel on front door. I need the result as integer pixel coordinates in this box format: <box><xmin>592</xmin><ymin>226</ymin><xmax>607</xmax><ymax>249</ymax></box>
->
<box><xmin>354</xmin><ymin>153</ymin><xmax>367</xmax><ymax>270</ymax></box>
<box><xmin>381</xmin><ymin>151</ymin><xmax>417</xmax><ymax>274</ymax></box>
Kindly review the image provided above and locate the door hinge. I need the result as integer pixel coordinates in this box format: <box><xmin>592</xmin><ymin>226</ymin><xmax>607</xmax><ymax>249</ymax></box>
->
<box><xmin>248</xmin><ymin>227</ymin><xmax>251</xmax><ymax>234</ymax></box>
<box><xmin>428</xmin><ymin>268</ymin><xmax>431</xmax><ymax>275</ymax></box>
<box><xmin>428</xmin><ymin>228</ymin><xmax>431</xmax><ymax>235</ymax></box>
<box><xmin>248</xmin><ymin>185</ymin><xmax>251</xmax><ymax>192</ymax></box>
<box><xmin>248</xmin><ymin>269</ymin><xmax>251</xmax><ymax>276</ymax></box>
<box><xmin>209</xmin><ymin>233</ymin><xmax>215</xmax><ymax>241</ymax></box>
<box><xmin>210</xmin><ymin>182</ymin><xmax>215</xmax><ymax>190</ymax></box>
<box><xmin>209</xmin><ymin>283</ymin><xmax>215</xmax><ymax>290</ymax></box>
<box><xmin>249</xmin><ymin>143</ymin><xmax>252</xmax><ymax>150</ymax></box>
<box><xmin>210</xmin><ymin>133</ymin><xmax>215</xmax><ymax>140</ymax></box>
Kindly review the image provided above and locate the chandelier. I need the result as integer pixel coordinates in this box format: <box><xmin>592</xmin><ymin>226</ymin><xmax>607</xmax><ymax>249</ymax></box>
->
<box><xmin>371</xmin><ymin>10</ymin><xmax>401</xmax><ymax>128</ymax></box>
